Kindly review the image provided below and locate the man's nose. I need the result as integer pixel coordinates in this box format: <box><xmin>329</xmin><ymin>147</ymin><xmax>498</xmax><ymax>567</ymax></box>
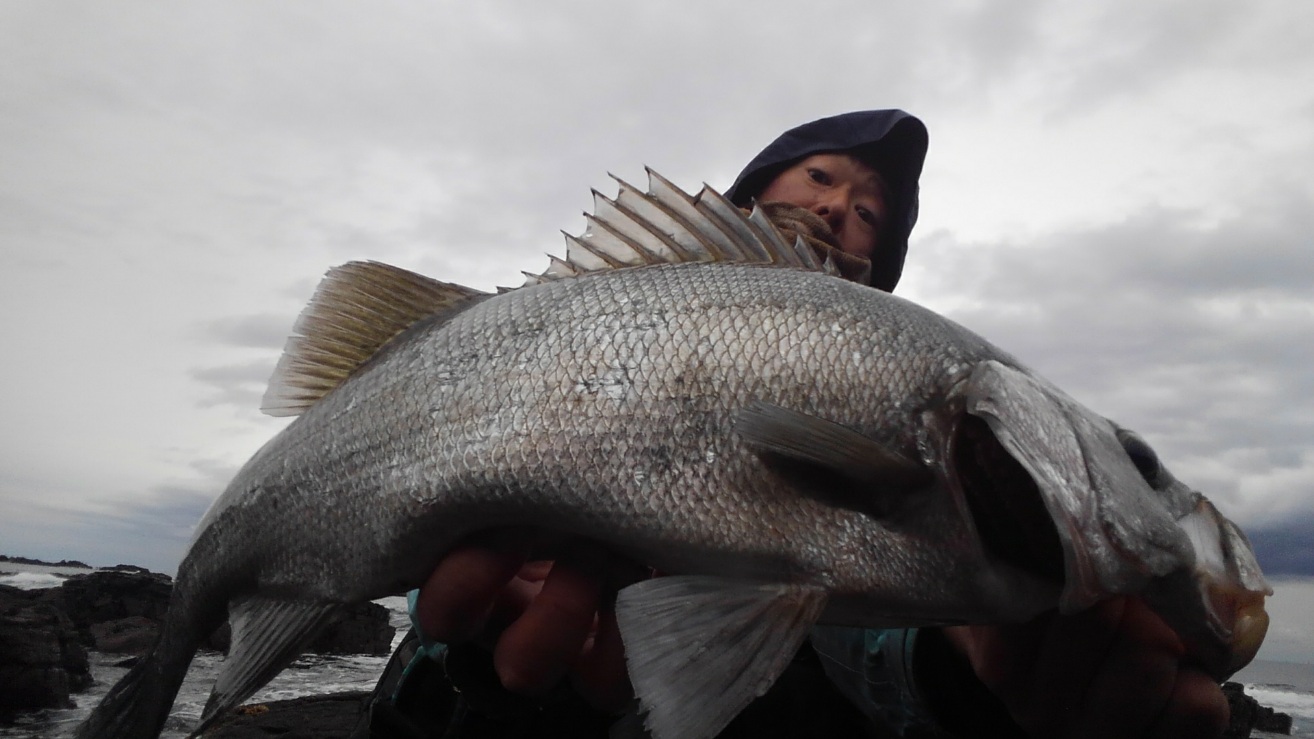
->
<box><xmin>809</xmin><ymin>192</ymin><xmax>848</xmax><ymax>232</ymax></box>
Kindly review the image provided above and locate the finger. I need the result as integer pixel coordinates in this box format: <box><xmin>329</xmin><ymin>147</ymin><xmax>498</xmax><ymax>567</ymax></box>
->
<box><xmin>945</xmin><ymin>618</ymin><xmax>1046</xmax><ymax>697</ymax></box>
<box><xmin>479</xmin><ymin>573</ymin><xmax>545</xmax><ymax>648</ymax></box>
<box><xmin>494</xmin><ymin>548</ymin><xmax>603</xmax><ymax>696</ymax></box>
<box><xmin>518</xmin><ymin>560</ymin><xmax>554</xmax><ymax>582</ymax></box>
<box><xmin>1005</xmin><ymin>600</ymin><xmax>1127</xmax><ymax>735</ymax></box>
<box><xmin>1146</xmin><ymin>669</ymin><xmax>1229</xmax><ymax>739</ymax></box>
<box><xmin>1073</xmin><ymin>601</ymin><xmax>1184</xmax><ymax>738</ymax></box>
<box><xmin>571</xmin><ymin>608</ymin><xmax>634</xmax><ymax>713</ymax></box>
<box><xmin>415</xmin><ymin>532</ymin><xmax>530</xmax><ymax>644</ymax></box>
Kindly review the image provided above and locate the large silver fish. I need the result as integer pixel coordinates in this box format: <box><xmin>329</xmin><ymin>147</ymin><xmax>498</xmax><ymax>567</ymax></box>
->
<box><xmin>78</xmin><ymin>170</ymin><xmax>1269</xmax><ymax>739</ymax></box>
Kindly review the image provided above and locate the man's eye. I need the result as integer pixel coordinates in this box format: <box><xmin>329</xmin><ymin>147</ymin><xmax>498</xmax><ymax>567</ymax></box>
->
<box><xmin>806</xmin><ymin>168</ymin><xmax>831</xmax><ymax>185</ymax></box>
<box><xmin>856</xmin><ymin>207</ymin><xmax>878</xmax><ymax>227</ymax></box>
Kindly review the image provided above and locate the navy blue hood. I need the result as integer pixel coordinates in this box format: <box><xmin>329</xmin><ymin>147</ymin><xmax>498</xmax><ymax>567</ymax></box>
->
<box><xmin>724</xmin><ymin>110</ymin><xmax>928</xmax><ymax>292</ymax></box>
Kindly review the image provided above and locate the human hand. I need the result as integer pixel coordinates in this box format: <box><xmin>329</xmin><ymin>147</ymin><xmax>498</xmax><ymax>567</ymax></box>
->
<box><xmin>942</xmin><ymin>597</ymin><xmax>1229</xmax><ymax>738</ymax></box>
<box><xmin>413</xmin><ymin>531</ymin><xmax>639</xmax><ymax>713</ymax></box>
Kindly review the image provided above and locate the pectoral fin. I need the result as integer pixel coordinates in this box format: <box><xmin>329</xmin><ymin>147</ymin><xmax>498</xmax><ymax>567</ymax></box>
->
<box><xmin>614</xmin><ymin>575</ymin><xmax>826</xmax><ymax>739</ymax></box>
<box><xmin>736</xmin><ymin>402</ymin><xmax>932</xmax><ymax>517</ymax></box>
<box><xmin>197</xmin><ymin>597</ymin><xmax>344</xmax><ymax>731</ymax></box>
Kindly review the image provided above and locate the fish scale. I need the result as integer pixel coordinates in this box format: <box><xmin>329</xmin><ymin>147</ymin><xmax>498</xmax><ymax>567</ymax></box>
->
<box><xmin>77</xmin><ymin>173</ymin><xmax>1268</xmax><ymax>739</ymax></box>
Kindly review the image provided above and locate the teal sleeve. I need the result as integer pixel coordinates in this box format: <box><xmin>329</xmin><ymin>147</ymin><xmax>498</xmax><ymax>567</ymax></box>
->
<box><xmin>810</xmin><ymin>626</ymin><xmax>949</xmax><ymax>736</ymax></box>
<box><xmin>812</xmin><ymin>626</ymin><xmax>1028</xmax><ymax>738</ymax></box>
<box><xmin>405</xmin><ymin>589</ymin><xmax>444</xmax><ymax>657</ymax></box>
<box><xmin>397</xmin><ymin>588</ymin><xmax>449</xmax><ymax>701</ymax></box>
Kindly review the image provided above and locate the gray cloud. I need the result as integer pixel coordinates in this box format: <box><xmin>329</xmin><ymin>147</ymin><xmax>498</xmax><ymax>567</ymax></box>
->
<box><xmin>204</xmin><ymin>314</ymin><xmax>295</xmax><ymax>350</ymax></box>
<box><xmin>0</xmin><ymin>480</ymin><xmax>218</xmax><ymax>575</ymax></box>
<box><xmin>191</xmin><ymin>359</ymin><xmax>277</xmax><ymax>410</ymax></box>
<box><xmin>1249</xmin><ymin>516</ymin><xmax>1314</xmax><ymax>577</ymax></box>
<box><xmin>908</xmin><ymin>190</ymin><xmax>1313</xmax><ymax>525</ymax></box>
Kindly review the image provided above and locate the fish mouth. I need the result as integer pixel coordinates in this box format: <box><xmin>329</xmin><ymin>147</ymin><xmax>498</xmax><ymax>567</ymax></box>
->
<box><xmin>947</xmin><ymin>412</ymin><xmax>1271</xmax><ymax>679</ymax></box>
<box><xmin>1143</xmin><ymin>499</ymin><xmax>1271</xmax><ymax>678</ymax></box>
<box><xmin>948</xmin><ymin>413</ymin><xmax>1067</xmax><ymax>586</ymax></box>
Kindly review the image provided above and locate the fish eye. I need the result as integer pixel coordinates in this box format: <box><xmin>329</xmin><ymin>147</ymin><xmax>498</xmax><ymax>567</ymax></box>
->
<box><xmin>1116</xmin><ymin>428</ymin><xmax>1163</xmax><ymax>488</ymax></box>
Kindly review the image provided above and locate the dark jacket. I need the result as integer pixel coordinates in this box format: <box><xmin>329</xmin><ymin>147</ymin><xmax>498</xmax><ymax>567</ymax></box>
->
<box><xmin>724</xmin><ymin>110</ymin><xmax>928</xmax><ymax>292</ymax></box>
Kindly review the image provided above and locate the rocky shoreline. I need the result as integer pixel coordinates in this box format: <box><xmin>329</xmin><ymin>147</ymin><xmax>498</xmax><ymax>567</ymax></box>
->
<box><xmin>0</xmin><ymin>555</ymin><xmax>92</xmax><ymax>569</ymax></box>
<box><xmin>0</xmin><ymin>568</ymin><xmax>393</xmax><ymax>724</ymax></box>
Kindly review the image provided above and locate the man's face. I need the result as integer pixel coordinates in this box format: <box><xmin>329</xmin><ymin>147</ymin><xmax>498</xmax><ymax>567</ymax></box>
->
<box><xmin>755</xmin><ymin>153</ymin><xmax>888</xmax><ymax>259</ymax></box>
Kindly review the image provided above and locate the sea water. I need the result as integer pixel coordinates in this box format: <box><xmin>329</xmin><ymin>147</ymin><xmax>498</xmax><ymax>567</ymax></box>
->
<box><xmin>4</xmin><ymin>568</ymin><xmax>1313</xmax><ymax>737</ymax></box>
<box><xmin>1235</xmin><ymin>659</ymin><xmax>1314</xmax><ymax>738</ymax></box>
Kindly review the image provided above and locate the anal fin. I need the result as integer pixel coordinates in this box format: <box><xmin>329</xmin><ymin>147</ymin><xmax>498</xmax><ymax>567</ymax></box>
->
<box><xmin>196</xmin><ymin>597</ymin><xmax>344</xmax><ymax>731</ymax></box>
<box><xmin>615</xmin><ymin>576</ymin><xmax>826</xmax><ymax>739</ymax></box>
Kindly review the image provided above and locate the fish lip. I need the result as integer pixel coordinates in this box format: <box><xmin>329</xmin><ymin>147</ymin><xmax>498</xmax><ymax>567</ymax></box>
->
<box><xmin>1140</xmin><ymin>565</ymin><xmax>1270</xmax><ymax>680</ymax></box>
<box><xmin>1144</xmin><ymin>497</ymin><xmax>1273</xmax><ymax>678</ymax></box>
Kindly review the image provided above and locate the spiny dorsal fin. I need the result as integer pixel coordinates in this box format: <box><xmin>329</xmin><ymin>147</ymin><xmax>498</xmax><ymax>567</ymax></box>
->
<box><xmin>524</xmin><ymin>168</ymin><xmax>833</xmax><ymax>285</ymax></box>
<box><xmin>261</xmin><ymin>261</ymin><xmax>487</xmax><ymax>417</ymax></box>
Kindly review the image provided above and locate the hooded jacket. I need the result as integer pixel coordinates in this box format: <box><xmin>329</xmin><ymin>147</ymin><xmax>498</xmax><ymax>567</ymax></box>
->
<box><xmin>724</xmin><ymin>110</ymin><xmax>928</xmax><ymax>292</ymax></box>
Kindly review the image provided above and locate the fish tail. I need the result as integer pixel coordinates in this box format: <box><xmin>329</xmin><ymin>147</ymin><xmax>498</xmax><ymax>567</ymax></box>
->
<box><xmin>75</xmin><ymin>620</ymin><xmax>200</xmax><ymax>739</ymax></box>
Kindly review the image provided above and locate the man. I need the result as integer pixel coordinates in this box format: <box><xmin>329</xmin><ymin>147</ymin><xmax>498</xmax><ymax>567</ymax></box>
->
<box><xmin>363</xmin><ymin>111</ymin><xmax>1229</xmax><ymax>738</ymax></box>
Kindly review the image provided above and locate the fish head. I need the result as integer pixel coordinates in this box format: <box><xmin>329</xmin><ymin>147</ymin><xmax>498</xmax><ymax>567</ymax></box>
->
<box><xmin>943</xmin><ymin>359</ymin><xmax>1270</xmax><ymax>679</ymax></box>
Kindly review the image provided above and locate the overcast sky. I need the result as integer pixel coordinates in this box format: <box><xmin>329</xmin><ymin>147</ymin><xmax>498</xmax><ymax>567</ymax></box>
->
<box><xmin>2</xmin><ymin>2</ymin><xmax>1311</xmax><ymax>660</ymax></box>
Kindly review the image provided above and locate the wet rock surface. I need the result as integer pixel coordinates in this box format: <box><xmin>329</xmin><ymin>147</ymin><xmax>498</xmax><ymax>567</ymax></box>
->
<box><xmin>314</xmin><ymin>601</ymin><xmax>394</xmax><ymax>656</ymax></box>
<box><xmin>56</xmin><ymin>570</ymin><xmax>174</xmax><ymax>636</ymax></box>
<box><xmin>89</xmin><ymin>614</ymin><xmax>162</xmax><ymax>654</ymax></box>
<box><xmin>0</xmin><ymin>584</ymin><xmax>91</xmax><ymax>716</ymax></box>
<box><xmin>1224</xmin><ymin>681</ymin><xmax>1294</xmax><ymax>737</ymax></box>
<box><xmin>200</xmin><ymin>691</ymin><xmax>371</xmax><ymax>738</ymax></box>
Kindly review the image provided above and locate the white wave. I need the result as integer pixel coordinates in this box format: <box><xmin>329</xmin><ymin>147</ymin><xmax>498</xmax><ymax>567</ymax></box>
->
<box><xmin>0</xmin><ymin>571</ymin><xmax>67</xmax><ymax>590</ymax></box>
<box><xmin>0</xmin><ymin>562</ymin><xmax>95</xmax><ymax>577</ymax></box>
<box><xmin>1248</xmin><ymin>684</ymin><xmax>1314</xmax><ymax>720</ymax></box>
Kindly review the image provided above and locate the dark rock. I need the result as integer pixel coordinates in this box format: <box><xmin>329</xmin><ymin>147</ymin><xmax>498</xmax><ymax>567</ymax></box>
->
<box><xmin>51</xmin><ymin>570</ymin><xmax>391</xmax><ymax>659</ymax></box>
<box><xmin>204</xmin><ymin>621</ymin><xmax>230</xmax><ymax>652</ymax></box>
<box><xmin>0</xmin><ymin>584</ymin><xmax>91</xmax><ymax>712</ymax></box>
<box><xmin>57</xmin><ymin>570</ymin><xmax>173</xmax><ymax>645</ymax></box>
<box><xmin>90</xmin><ymin>615</ymin><xmax>161</xmax><ymax>654</ymax></box>
<box><xmin>0</xmin><ymin>555</ymin><xmax>91</xmax><ymax>569</ymax></box>
<box><xmin>205</xmin><ymin>601</ymin><xmax>393</xmax><ymax>656</ymax></box>
<box><xmin>1223</xmin><ymin>681</ymin><xmax>1292</xmax><ymax>737</ymax></box>
<box><xmin>103</xmin><ymin>564</ymin><xmax>154</xmax><ymax>574</ymax></box>
<box><xmin>311</xmin><ymin>602</ymin><xmax>394</xmax><ymax>656</ymax></box>
<box><xmin>200</xmin><ymin>691</ymin><xmax>370</xmax><ymax>738</ymax></box>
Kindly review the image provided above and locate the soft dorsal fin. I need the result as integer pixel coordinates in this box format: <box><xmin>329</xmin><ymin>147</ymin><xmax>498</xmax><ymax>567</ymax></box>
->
<box><xmin>261</xmin><ymin>261</ymin><xmax>487</xmax><ymax>417</ymax></box>
<box><xmin>520</xmin><ymin>167</ymin><xmax>840</xmax><ymax>286</ymax></box>
<box><xmin>265</xmin><ymin>171</ymin><xmax>837</xmax><ymax>415</ymax></box>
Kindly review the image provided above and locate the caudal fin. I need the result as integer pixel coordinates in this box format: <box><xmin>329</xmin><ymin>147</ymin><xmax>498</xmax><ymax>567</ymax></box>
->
<box><xmin>75</xmin><ymin>627</ymin><xmax>198</xmax><ymax>739</ymax></box>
